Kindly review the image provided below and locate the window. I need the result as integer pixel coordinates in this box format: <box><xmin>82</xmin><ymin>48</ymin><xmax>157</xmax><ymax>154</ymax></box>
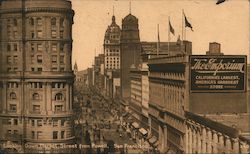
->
<box><xmin>55</xmin><ymin>93</ymin><xmax>63</xmax><ymax>101</ymax></box>
<box><xmin>13</xmin><ymin>31</ymin><xmax>18</xmax><ymax>38</ymax></box>
<box><xmin>52</xmin><ymin>43</ymin><xmax>57</xmax><ymax>52</ymax></box>
<box><xmin>37</xmin><ymin>18</ymin><xmax>42</xmax><ymax>26</ymax></box>
<box><xmin>51</xmin><ymin>18</ymin><xmax>56</xmax><ymax>26</ymax></box>
<box><xmin>13</xmin><ymin>44</ymin><xmax>17</xmax><ymax>51</ymax></box>
<box><xmin>13</xmin><ymin>56</ymin><xmax>18</xmax><ymax>64</ymax></box>
<box><xmin>60</xmin><ymin>18</ymin><xmax>64</xmax><ymax>27</ymax></box>
<box><xmin>7</xmin><ymin>44</ymin><xmax>11</xmax><ymax>51</ymax></box>
<box><xmin>60</xmin><ymin>56</ymin><xmax>64</xmax><ymax>64</ymax></box>
<box><xmin>30</xmin><ymin>18</ymin><xmax>34</xmax><ymax>25</ymax></box>
<box><xmin>9</xmin><ymin>104</ymin><xmax>17</xmax><ymax>112</ymax></box>
<box><xmin>32</xmin><ymin>93</ymin><xmax>39</xmax><ymax>100</ymax></box>
<box><xmin>37</xmin><ymin>68</ymin><xmax>42</xmax><ymax>72</ymax></box>
<box><xmin>52</xmin><ymin>55</ymin><xmax>57</xmax><ymax>63</ymax></box>
<box><xmin>60</xmin><ymin>30</ymin><xmax>63</xmax><ymax>38</ymax></box>
<box><xmin>14</xmin><ymin>130</ymin><xmax>18</xmax><ymax>135</ymax></box>
<box><xmin>53</xmin><ymin>120</ymin><xmax>58</xmax><ymax>127</ymax></box>
<box><xmin>55</xmin><ymin>105</ymin><xmax>63</xmax><ymax>112</ymax></box>
<box><xmin>31</xmin><ymin>120</ymin><xmax>35</xmax><ymax>126</ymax></box>
<box><xmin>60</xmin><ymin>67</ymin><xmax>64</xmax><ymax>72</ymax></box>
<box><xmin>32</xmin><ymin>131</ymin><xmax>35</xmax><ymax>139</ymax></box>
<box><xmin>61</xmin><ymin>131</ymin><xmax>65</xmax><ymax>139</ymax></box>
<box><xmin>52</xmin><ymin>67</ymin><xmax>57</xmax><ymax>71</ymax></box>
<box><xmin>31</xmin><ymin>31</ymin><xmax>35</xmax><ymax>38</ymax></box>
<box><xmin>37</xmin><ymin>44</ymin><xmax>43</xmax><ymax>51</ymax></box>
<box><xmin>33</xmin><ymin>105</ymin><xmax>40</xmax><ymax>113</ymax></box>
<box><xmin>7</xmin><ymin>68</ymin><xmax>11</xmax><ymax>72</ymax></box>
<box><xmin>37</xmin><ymin>120</ymin><xmax>42</xmax><ymax>127</ymax></box>
<box><xmin>31</xmin><ymin>43</ymin><xmax>35</xmax><ymax>52</ymax></box>
<box><xmin>14</xmin><ymin>119</ymin><xmax>18</xmax><ymax>125</ymax></box>
<box><xmin>10</xmin><ymin>92</ymin><xmax>17</xmax><ymax>99</ymax></box>
<box><xmin>7</xmin><ymin>130</ymin><xmax>11</xmax><ymax>134</ymax></box>
<box><xmin>8</xmin><ymin>119</ymin><xmax>12</xmax><ymax>125</ymax></box>
<box><xmin>53</xmin><ymin>131</ymin><xmax>58</xmax><ymax>139</ymax></box>
<box><xmin>31</xmin><ymin>55</ymin><xmax>34</xmax><ymax>64</ymax></box>
<box><xmin>51</xmin><ymin>30</ymin><xmax>57</xmax><ymax>38</ymax></box>
<box><xmin>37</xmin><ymin>55</ymin><xmax>42</xmax><ymax>63</ymax></box>
<box><xmin>31</xmin><ymin>68</ymin><xmax>35</xmax><ymax>72</ymax></box>
<box><xmin>13</xmin><ymin>19</ymin><xmax>17</xmax><ymax>26</ymax></box>
<box><xmin>7</xmin><ymin>56</ymin><xmax>11</xmax><ymax>64</ymax></box>
<box><xmin>60</xmin><ymin>43</ymin><xmax>64</xmax><ymax>52</ymax></box>
<box><xmin>37</xmin><ymin>131</ymin><xmax>42</xmax><ymax>139</ymax></box>
<box><xmin>61</xmin><ymin>119</ymin><xmax>65</xmax><ymax>126</ymax></box>
<box><xmin>37</xmin><ymin>30</ymin><xmax>43</xmax><ymax>38</ymax></box>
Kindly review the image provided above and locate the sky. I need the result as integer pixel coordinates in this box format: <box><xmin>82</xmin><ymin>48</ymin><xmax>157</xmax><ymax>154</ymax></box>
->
<box><xmin>71</xmin><ymin>0</ymin><xmax>249</xmax><ymax>70</ymax></box>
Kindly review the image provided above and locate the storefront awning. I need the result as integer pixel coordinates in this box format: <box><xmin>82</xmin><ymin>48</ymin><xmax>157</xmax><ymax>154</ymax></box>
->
<box><xmin>149</xmin><ymin>136</ymin><xmax>157</xmax><ymax>144</ymax></box>
<box><xmin>132</xmin><ymin>122</ymin><xmax>139</xmax><ymax>129</ymax></box>
<box><xmin>139</xmin><ymin>128</ymin><xmax>148</xmax><ymax>136</ymax></box>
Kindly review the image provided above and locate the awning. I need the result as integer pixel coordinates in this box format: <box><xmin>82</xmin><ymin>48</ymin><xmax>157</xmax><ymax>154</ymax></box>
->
<box><xmin>149</xmin><ymin>136</ymin><xmax>157</xmax><ymax>144</ymax></box>
<box><xmin>132</xmin><ymin>122</ymin><xmax>139</xmax><ymax>129</ymax></box>
<box><xmin>139</xmin><ymin>128</ymin><xmax>148</xmax><ymax>136</ymax></box>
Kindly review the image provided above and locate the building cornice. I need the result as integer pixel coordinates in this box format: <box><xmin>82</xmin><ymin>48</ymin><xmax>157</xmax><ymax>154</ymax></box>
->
<box><xmin>0</xmin><ymin>7</ymin><xmax>74</xmax><ymax>16</ymax></box>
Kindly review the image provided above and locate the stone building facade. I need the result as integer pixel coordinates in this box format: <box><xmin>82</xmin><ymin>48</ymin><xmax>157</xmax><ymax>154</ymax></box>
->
<box><xmin>0</xmin><ymin>0</ymin><xmax>75</xmax><ymax>152</ymax></box>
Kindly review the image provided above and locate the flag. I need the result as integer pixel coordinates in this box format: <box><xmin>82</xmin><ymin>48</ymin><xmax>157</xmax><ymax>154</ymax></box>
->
<box><xmin>169</xmin><ymin>20</ymin><xmax>175</xmax><ymax>36</ymax></box>
<box><xmin>216</xmin><ymin>0</ymin><xmax>226</xmax><ymax>5</ymax></box>
<box><xmin>184</xmin><ymin>13</ymin><xmax>193</xmax><ymax>31</ymax></box>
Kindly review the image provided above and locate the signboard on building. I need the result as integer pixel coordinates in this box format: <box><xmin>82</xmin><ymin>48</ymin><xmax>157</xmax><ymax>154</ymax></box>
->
<box><xmin>190</xmin><ymin>55</ymin><xmax>247</xmax><ymax>92</ymax></box>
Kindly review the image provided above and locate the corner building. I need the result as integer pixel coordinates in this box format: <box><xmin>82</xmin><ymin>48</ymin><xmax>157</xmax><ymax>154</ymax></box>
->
<box><xmin>0</xmin><ymin>0</ymin><xmax>75</xmax><ymax>151</ymax></box>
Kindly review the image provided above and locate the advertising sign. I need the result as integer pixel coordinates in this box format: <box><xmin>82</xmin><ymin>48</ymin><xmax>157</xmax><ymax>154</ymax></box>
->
<box><xmin>190</xmin><ymin>55</ymin><xmax>247</xmax><ymax>92</ymax></box>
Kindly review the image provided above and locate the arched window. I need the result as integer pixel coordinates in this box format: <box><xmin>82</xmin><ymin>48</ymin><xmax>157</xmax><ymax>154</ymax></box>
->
<box><xmin>10</xmin><ymin>92</ymin><xmax>17</xmax><ymax>99</ymax></box>
<box><xmin>60</xmin><ymin>18</ymin><xmax>64</xmax><ymax>27</ymax></box>
<box><xmin>51</xmin><ymin>18</ymin><xmax>56</xmax><ymax>26</ymax></box>
<box><xmin>32</xmin><ymin>93</ymin><xmax>39</xmax><ymax>100</ymax></box>
<box><xmin>55</xmin><ymin>93</ymin><xmax>63</xmax><ymax>101</ymax></box>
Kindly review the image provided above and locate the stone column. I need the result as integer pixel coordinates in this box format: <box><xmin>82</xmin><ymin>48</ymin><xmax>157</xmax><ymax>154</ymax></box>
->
<box><xmin>207</xmin><ymin>129</ymin><xmax>212</xmax><ymax>154</ymax></box>
<box><xmin>66</xmin><ymin>83</ymin><xmax>69</xmax><ymax>111</ymax></box>
<box><xmin>185</xmin><ymin>125</ymin><xmax>189</xmax><ymax>153</ymax></box>
<box><xmin>46</xmin><ymin>82</ymin><xmax>52</xmax><ymax>113</ymax></box>
<box><xmin>188</xmin><ymin>127</ymin><xmax>193</xmax><ymax>154</ymax></box>
<box><xmin>225</xmin><ymin>137</ymin><xmax>231</xmax><ymax>153</ymax></box>
<box><xmin>212</xmin><ymin>131</ymin><xmax>219</xmax><ymax>154</ymax></box>
<box><xmin>2</xmin><ymin>82</ymin><xmax>7</xmax><ymax>113</ymax></box>
<box><xmin>233</xmin><ymin>139</ymin><xmax>239</xmax><ymax>154</ymax></box>
<box><xmin>197</xmin><ymin>129</ymin><xmax>201</xmax><ymax>154</ymax></box>
<box><xmin>201</xmin><ymin>127</ymin><xmax>207</xmax><ymax>154</ymax></box>
<box><xmin>218</xmin><ymin>134</ymin><xmax>224</xmax><ymax>153</ymax></box>
<box><xmin>69</xmin><ymin>84</ymin><xmax>72</xmax><ymax>111</ymax></box>
<box><xmin>164</xmin><ymin>125</ymin><xmax>168</xmax><ymax>151</ymax></box>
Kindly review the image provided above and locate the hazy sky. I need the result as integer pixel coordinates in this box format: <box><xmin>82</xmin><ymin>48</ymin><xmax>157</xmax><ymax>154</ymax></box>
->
<box><xmin>72</xmin><ymin>0</ymin><xmax>249</xmax><ymax>70</ymax></box>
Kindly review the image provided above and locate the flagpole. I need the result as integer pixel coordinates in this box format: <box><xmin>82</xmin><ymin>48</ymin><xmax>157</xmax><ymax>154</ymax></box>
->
<box><xmin>182</xmin><ymin>9</ymin><xmax>184</xmax><ymax>41</ymax></box>
<box><xmin>157</xmin><ymin>24</ymin><xmax>159</xmax><ymax>56</ymax></box>
<box><xmin>168</xmin><ymin>16</ymin><xmax>170</xmax><ymax>55</ymax></box>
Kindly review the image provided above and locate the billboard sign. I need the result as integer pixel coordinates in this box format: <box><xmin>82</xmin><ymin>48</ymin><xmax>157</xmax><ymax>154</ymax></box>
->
<box><xmin>190</xmin><ymin>55</ymin><xmax>247</xmax><ymax>92</ymax></box>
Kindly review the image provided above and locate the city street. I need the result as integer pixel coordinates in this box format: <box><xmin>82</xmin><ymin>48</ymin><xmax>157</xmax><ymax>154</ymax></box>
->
<box><xmin>72</xmin><ymin>87</ymin><xmax>150</xmax><ymax>154</ymax></box>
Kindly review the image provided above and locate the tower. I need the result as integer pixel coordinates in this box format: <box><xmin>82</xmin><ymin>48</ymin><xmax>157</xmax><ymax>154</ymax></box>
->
<box><xmin>120</xmin><ymin>13</ymin><xmax>141</xmax><ymax>98</ymax></box>
<box><xmin>0</xmin><ymin>0</ymin><xmax>75</xmax><ymax>152</ymax></box>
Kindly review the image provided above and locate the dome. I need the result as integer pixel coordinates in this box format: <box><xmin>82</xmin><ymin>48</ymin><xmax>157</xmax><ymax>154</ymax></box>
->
<box><xmin>122</xmin><ymin>13</ymin><xmax>138</xmax><ymax>24</ymax></box>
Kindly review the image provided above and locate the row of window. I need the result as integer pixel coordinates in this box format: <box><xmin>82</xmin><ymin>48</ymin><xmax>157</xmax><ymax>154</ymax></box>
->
<box><xmin>30</xmin><ymin>43</ymin><xmax>65</xmax><ymax>52</ymax></box>
<box><xmin>6</xmin><ymin>43</ymin><xmax>18</xmax><ymax>52</ymax></box>
<box><xmin>30</xmin><ymin>55</ymin><xmax>65</xmax><ymax>64</ymax></box>
<box><xmin>8</xmin><ymin>104</ymin><xmax>64</xmax><ymax>113</ymax></box>
<box><xmin>31</xmin><ymin>119</ymin><xmax>66</xmax><ymax>127</ymax></box>
<box><xmin>30</xmin><ymin>30</ymin><xmax>64</xmax><ymax>39</ymax></box>
<box><xmin>6</xmin><ymin>82</ymin><xmax>66</xmax><ymax>89</ymax></box>
<box><xmin>6</xmin><ymin>56</ymin><xmax>18</xmax><ymax>64</ymax></box>
<box><xmin>9</xmin><ymin>92</ymin><xmax>65</xmax><ymax>101</ymax></box>
<box><xmin>105</xmin><ymin>49</ymin><xmax>120</xmax><ymax>52</ymax></box>
<box><xmin>29</xmin><ymin>17</ymin><xmax>64</xmax><ymax>27</ymax></box>
<box><xmin>31</xmin><ymin>130</ymin><xmax>66</xmax><ymax>140</ymax></box>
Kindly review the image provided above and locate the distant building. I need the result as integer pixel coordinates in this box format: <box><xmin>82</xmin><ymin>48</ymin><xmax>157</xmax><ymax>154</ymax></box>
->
<box><xmin>120</xmin><ymin>13</ymin><xmax>141</xmax><ymax>99</ymax></box>
<box><xmin>206</xmin><ymin>42</ymin><xmax>224</xmax><ymax>55</ymax></box>
<box><xmin>103</xmin><ymin>14</ymin><xmax>121</xmax><ymax>98</ymax></box>
<box><xmin>0</xmin><ymin>0</ymin><xmax>75</xmax><ymax>152</ymax></box>
<box><xmin>94</xmin><ymin>54</ymin><xmax>105</xmax><ymax>93</ymax></box>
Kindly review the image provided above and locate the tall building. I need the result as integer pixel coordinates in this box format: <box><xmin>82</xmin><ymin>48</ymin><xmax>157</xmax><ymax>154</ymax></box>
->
<box><xmin>104</xmin><ymin>15</ymin><xmax>121</xmax><ymax>70</ymax></box>
<box><xmin>120</xmin><ymin>13</ymin><xmax>141</xmax><ymax>99</ymax></box>
<box><xmin>0</xmin><ymin>0</ymin><xmax>75</xmax><ymax>152</ymax></box>
<box><xmin>103</xmin><ymin>14</ymin><xmax>121</xmax><ymax>98</ymax></box>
